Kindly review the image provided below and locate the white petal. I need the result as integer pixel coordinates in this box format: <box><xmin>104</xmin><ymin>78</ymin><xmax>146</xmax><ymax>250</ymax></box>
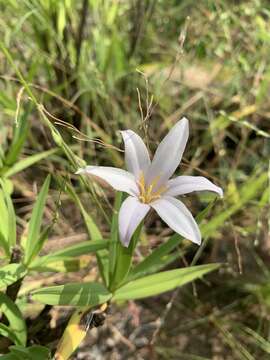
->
<box><xmin>76</xmin><ymin>166</ymin><xmax>139</xmax><ymax>196</ymax></box>
<box><xmin>119</xmin><ymin>196</ymin><xmax>150</xmax><ymax>247</ymax></box>
<box><xmin>151</xmin><ymin>196</ymin><xmax>201</xmax><ymax>245</ymax></box>
<box><xmin>166</xmin><ymin>176</ymin><xmax>223</xmax><ymax>198</ymax></box>
<box><xmin>121</xmin><ymin>130</ymin><xmax>151</xmax><ymax>179</ymax></box>
<box><xmin>146</xmin><ymin>117</ymin><xmax>189</xmax><ymax>188</ymax></box>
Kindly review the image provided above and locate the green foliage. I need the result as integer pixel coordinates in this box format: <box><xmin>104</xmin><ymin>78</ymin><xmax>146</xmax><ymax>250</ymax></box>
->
<box><xmin>0</xmin><ymin>323</ymin><xmax>21</xmax><ymax>346</ymax></box>
<box><xmin>127</xmin><ymin>233</ymin><xmax>184</xmax><ymax>282</ymax></box>
<box><xmin>0</xmin><ymin>0</ymin><xmax>269</xmax><ymax>358</ymax></box>
<box><xmin>31</xmin><ymin>282</ymin><xmax>112</xmax><ymax>306</ymax></box>
<box><xmin>109</xmin><ymin>224</ymin><xmax>142</xmax><ymax>291</ymax></box>
<box><xmin>108</xmin><ymin>192</ymin><xmax>123</xmax><ymax>284</ymax></box>
<box><xmin>24</xmin><ymin>175</ymin><xmax>51</xmax><ymax>265</ymax></box>
<box><xmin>0</xmin><ymin>181</ymin><xmax>16</xmax><ymax>256</ymax></box>
<box><xmin>1</xmin><ymin>345</ymin><xmax>50</xmax><ymax>360</ymax></box>
<box><xmin>0</xmin><ymin>264</ymin><xmax>27</xmax><ymax>289</ymax></box>
<box><xmin>4</xmin><ymin>148</ymin><xmax>58</xmax><ymax>178</ymax></box>
<box><xmin>65</xmin><ymin>181</ymin><xmax>109</xmax><ymax>285</ymax></box>
<box><xmin>0</xmin><ymin>293</ymin><xmax>27</xmax><ymax>346</ymax></box>
<box><xmin>65</xmin><ymin>182</ymin><xmax>102</xmax><ymax>240</ymax></box>
<box><xmin>201</xmin><ymin>171</ymin><xmax>268</xmax><ymax>238</ymax></box>
<box><xmin>30</xmin><ymin>239</ymin><xmax>109</xmax><ymax>268</ymax></box>
<box><xmin>4</xmin><ymin>105</ymin><xmax>30</xmax><ymax>167</ymax></box>
<box><xmin>112</xmin><ymin>264</ymin><xmax>220</xmax><ymax>301</ymax></box>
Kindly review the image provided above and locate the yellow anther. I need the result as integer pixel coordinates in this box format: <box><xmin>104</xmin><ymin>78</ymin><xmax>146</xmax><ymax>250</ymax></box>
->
<box><xmin>137</xmin><ymin>172</ymin><xmax>166</xmax><ymax>204</ymax></box>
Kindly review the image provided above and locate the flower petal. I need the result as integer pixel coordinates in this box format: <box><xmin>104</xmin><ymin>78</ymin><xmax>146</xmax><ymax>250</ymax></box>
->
<box><xmin>119</xmin><ymin>196</ymin><xmax>150</xmax><ymax>247</ymax></box>
<box><xmin>146</xmin><ymin>117</ymin><xmax>189</xmax><ymax>188</ymax></box>
<box><xmin>76</xmin><ymin>166</ymin><xmax>139</xmax><ymax>196</ymax></box>
<box><xmin>121</xmin><ymin>130</ymin><xmax>151</xmax><ymax>179</ymax></box>
<box><xmin>165</xmin><ymin>176</ymin><xmax>223</xmax><ymax>198</ymax></box>
<box><xmin>151</xmin><ymin>196</ymin><xmax>201</xmax><ymax>245</ymax></box>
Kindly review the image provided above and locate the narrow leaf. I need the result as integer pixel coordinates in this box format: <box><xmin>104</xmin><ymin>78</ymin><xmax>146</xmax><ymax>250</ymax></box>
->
<box><xmin>66</xmin><ymin>183</ymin><xmax>101</xmax><ymax>240</ymax></box>
<box><xmin>112</xmin><ymin>264</ymin><xmax>220</xmax><ymax>301</ymax></box>
<box><xmin>110</xmin><ymin>224</ymin><xmax>142</xmax><ymax>291</ymax></box>
<box><xmin>8</xmin><ymin>345</ymin><xmax>50</xmax><ymax>360</ymax></box>
<box><xmin>0</xmin><ymin>181</ymin><xmax>16</xmax><ymax>254</ymax></box>
<box><xmin>30</xmin><ymin>240</ymin><xmax>108</xmax><ymax>268</ymax></box>
<box><xmin>128</xmin><ymin>234</ymin><xmax>183</xmax><ymax>281</ymax></box>
<box><xmin>0</xmin><ymin>263</ymin><xmax>27</xmax><ymax>289</ymax></box>
<box><xmin>5</xmin><ymin>104</ymin><xmax>30</xmax><ymax>166</ymax></box>
<box><xmin>0</xmin><ymin>229</ymin><xmax>10</xmax><ymax>257</ymax></box>
<box><xmin>4</xmin><ymin>149</ymin><xmax>58</xmax><ymax>178</ymax></box>
<box><xmin>24</xmin><ymin>175</ymin><xmax>51</xmax><ymax>265</ymax></box>
<box><xmin>66</xmin><ymin>182</ymin><xmax>109</xmax><ymax>285</ymax></box>
<box><xmin>201</xmin><ymin>172</ymin><xmax>267</xmax><ymax>238</ymax></box>
<box><xmin>0</xmin><ymin>293</ymin><xmax>27</xmax><ymax>346</ymax></box>
<box><xmin>31</xmin><ymin>282</ymin><xmax>112</xmax><ymax>306</ymax></box>
<box><xmin>0</xmin><ymin>188</ymin><xmax>9</xmax><ymax>242</ymax></box>
<box><xmin>0</xmin><ymin>323</ymin><xmax>20</xmax><ymax>345</ymax></box>
<box><xmin>27</xmin><ymin>225</ymin><xmax>51</xmax><ymax>265</ymax></box>
<box><xmin>109</xmin><ymin>192</ymin><xmax>122</xmax><ymax>284</ymax></box>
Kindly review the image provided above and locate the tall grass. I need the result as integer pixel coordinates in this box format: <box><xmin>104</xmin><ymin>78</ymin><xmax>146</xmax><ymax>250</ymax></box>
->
<box><xmin>0</xmin><ymin>0</ymin><xmax>269</xmax><ymax>359</ymax></box>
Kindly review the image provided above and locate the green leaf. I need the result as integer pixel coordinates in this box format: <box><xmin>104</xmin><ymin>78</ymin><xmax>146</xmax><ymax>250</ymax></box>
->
<box><xmin>66</xmin><ymin>183</ymin><xmax>101</xmax><ymax>240</ymax></box>
<box><xmin>8</xmin><ymin>345</ymin><xmax>50</xmax><ymax>360</ymax></box>
<box><xmin>32</xmin><ymin>282</ymin><xmax>112</xmax><ymax>306</ymax></box>
<box><xmin>66</xmin><ymin>182</ymin><xmax>109</xmax><ymax>285</ymax></box>
<box><xmin>24</xmin><ymin>175</ymin><xmax>51</xmax><ymax>265</ymax></box>
<box><xmin>0</xmin><ymin>323</ymin><xmax>20</xmax><ymax>345</ymax></box>
<box><xmin>96</xmin><ymin>250</ymin><xmax>109</xmax><ymax>287</ymax></box>
<box><xmin>128</xmin><ymin>234</ymin><xmax>183</xmax><ymax>281</ymax></box>
<box><xmin>0</xmin><ymin>229</ymin><xmax>10</xmax><ymax>257</ymax></box>
<box><xmin>57</xmin><ymin>2</ymin><xmax>66</xmax><ymax>39</ymax></box>
<box><xmin>5</xmin><ymin>104</ymin><xmax>31</xmax><ymax>166</ymax></box>
<box><xmin>6</xmin><ymin>195</ymin><xmax>16</xmax><ymax>250</ymax></box>
<box><xmin>109</xmin><ymin>192</ymin><xmax>122</xmax><ymax>284</ymax></box>
<box><xmin>129</xmin><ymin>251</ymin><xmax>183</xmax><ymax>282</ymax></box>
<box><xmin>0</xmin><ymin>353</ymin><xmax>17</xmax><ymax>360</ymax></box>
<box><xmin>196</xmin><ymin>197</ymin><xmax>217</xmax><ymax>224</ymax></box>
<box><xmin>201</xmin><ymin>171</ymin><xmax>267</xmax><ymax>238</ymax></box>
<box><xmin>4</xmin><ymin>149</ymin><xmax>58</xmax><ymax>178</ymax></box>
<box><xmin>0</xmin><ymin>188</ymin><xmax>9</xmax><ymax>242</ymax></box>
<box><xmin>0</xmin><ymin>263</ymin><xmax>27</xmax><ymax>289</ymax></box>
<box><xmin>240</xmin><ymin>326</ymin><xmax>270</xmax><ymax>354</ymax></box>
<box><xmin>30</xmin><ymin>240</ymin><xmax>109</xmax><ymax>268</ymax></box>
<box><xmin>0</xmin><ymin>181</ymin><xmax>17</xmax><ymax>255</ymax></box>
<box><xmin>110</xmin><ymin>224</ymin><xmax>142</xmax><ymax>292</ymax></box>
<box><xmin>112</xmin><ymin>264</ymin><xmax>220</xmax><ymax>301</ymax></box>
<box><xmin>0</xmin><ymin>293</ymin><xmax>27</xmax><ymax>346</ymax></box>
<box><xmin>27</xmin><ymin>225</ymin><xmax>51</xmax><ymax>265</ymax></box>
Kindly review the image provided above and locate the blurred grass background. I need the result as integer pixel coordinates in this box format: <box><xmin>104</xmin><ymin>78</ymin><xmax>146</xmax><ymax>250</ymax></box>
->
<box><xmin>0</xmin><ymin>0</ymin><xmax>270</xmax><ymax>359</ymax></box>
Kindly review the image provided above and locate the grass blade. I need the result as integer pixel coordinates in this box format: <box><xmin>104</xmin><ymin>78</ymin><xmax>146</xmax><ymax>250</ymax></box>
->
<box><xmin>0</xmin><ymin>263</ymin><xmax>27</xmax><ymax>289</ymax></box>
<box><xmin>4</xmin><ymin>149</ymin><xmax>58</xmax><ymax>178</ymax></box>
<box><xmin>32</xmin><ymin>282</ymin><xmax>112</xmax><ymax>306</ymax></box>
<box><xmin>0</xmin><ymin>292</ymin><xmax>27</xmax><ymax>346</ymax></box>
<box><xmin>24</xmin><ymin>175</ymin><xmax>51</xmax><ymax>265</ymax></box>
<box><xmin>113</xmin><ymin>264</ymin><xmax>220</xmax><ymax>301</ymax></box>
<box><xmin>30</xmin><ymin>239</ymin><xmax>109</xmax><ymax>268</ymax></box>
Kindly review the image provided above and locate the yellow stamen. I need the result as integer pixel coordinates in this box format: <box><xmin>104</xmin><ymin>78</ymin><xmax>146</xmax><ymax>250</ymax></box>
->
<box><xmin>137</xmin><ymin>172</ymin><xmax>166</xmax><ymax>204</ymax></box>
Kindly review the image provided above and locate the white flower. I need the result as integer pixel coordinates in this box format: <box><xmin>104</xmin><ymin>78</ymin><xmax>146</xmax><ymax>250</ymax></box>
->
<box><xmin>77</xmin><ymin>118</ymin><xmax>223</xmax><ymax>247</ymax></box>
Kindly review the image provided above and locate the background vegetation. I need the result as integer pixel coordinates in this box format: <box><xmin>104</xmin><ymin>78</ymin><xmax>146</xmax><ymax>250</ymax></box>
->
<box><xmin>0</xmin><ymin>0</ymin><xmax>269</xmax><ymax>359</ymax></box>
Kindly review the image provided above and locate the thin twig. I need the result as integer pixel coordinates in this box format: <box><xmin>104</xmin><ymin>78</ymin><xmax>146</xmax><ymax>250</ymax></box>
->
<box><xmin>135</xmin><ymin>16</ymin><xmax>190</xmax><ymax>140</ymax></box>
<box><xmin>150</xmin><ymin>289</ymin><xmax>180</xmax><ymax>346</ymax></box>
<box><xmin>40</xmin><ymin>105</ymin><xmax>123</xmax><ymax>152</ymax></box>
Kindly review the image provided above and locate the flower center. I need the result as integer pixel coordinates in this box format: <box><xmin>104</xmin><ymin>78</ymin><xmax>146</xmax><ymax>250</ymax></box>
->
<box><xmin>137</xmin><ymin>173</ymin><xmax>166</xmax><ymax>204</ymax></box>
